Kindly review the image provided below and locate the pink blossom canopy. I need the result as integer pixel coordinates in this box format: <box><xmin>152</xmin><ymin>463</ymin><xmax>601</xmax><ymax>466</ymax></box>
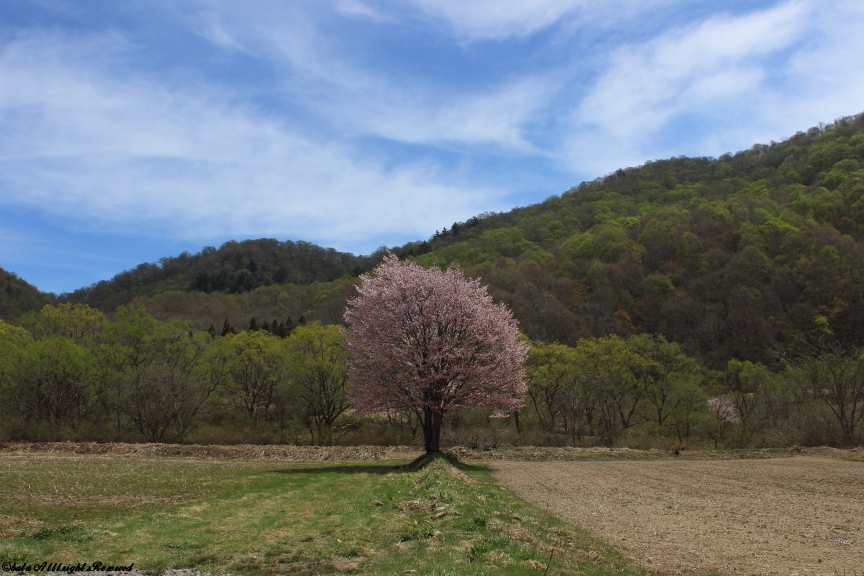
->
<box><xmin>343</xmin><ymin>254</ymin><xmax>529</xmax><ymax>416</ymax></box>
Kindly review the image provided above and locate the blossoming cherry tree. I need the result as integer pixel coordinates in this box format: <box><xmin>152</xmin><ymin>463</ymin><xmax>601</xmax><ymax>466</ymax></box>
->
<box><xmin>343</xmin><ymin>254</ymin><xmax>529</xmax><ymax>453</ymax></box>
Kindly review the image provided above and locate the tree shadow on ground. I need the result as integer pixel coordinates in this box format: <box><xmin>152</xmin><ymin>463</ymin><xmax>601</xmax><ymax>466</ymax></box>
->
<box><xmin>268</xmin><ymin>451</ymin><xmax>485</xmax><ymax>476</ymax></box>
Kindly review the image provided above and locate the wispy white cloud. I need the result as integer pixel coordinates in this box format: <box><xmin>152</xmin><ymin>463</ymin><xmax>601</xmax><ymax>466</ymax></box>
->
<box><xmin>774</xmin><ymin>1</ymin><xmax>864</xmax><ymax>126</ymax></box>
<box><xmin>188</xmin><ymin>2</ymin><xmax>556</xmax><ymax>154</ymax></box>
<box><xmin>408</xmin><ymin>0</ymin><xmax>587</xmax><ymax>39</ymax></box>
<box><xmin>0</xmin><ymin>30</ymin><xmax>499</xmax><ymax>253</ymax></box>
<box><xmin>333</xmin><ymin>0</ymin><xmax>396</xmax><ymax>23</ymax></box>
<box><xmin>313</xmin><ymin>76</ymin><xmax>554</xmax><ymax>154</ymax></box>
<box><xmin>578</xmin><ymin>0</ymin><xmax>807</xmax><ymax>131</ymax></box>
<box><xmin>405</xmin><ymin>0</ymin><xmax>670</xmax><ymax>41</ymax></box>
<box><xmin>558</xmin><ymin>0</ymin><xmax>864</xmax><ymax>174</ymax></box>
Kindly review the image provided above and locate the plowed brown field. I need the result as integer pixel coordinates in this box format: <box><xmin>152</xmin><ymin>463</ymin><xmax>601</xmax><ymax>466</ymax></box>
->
<box><xmin>492</xmin><ymin>456</ymin><xmax>864</xmax><ymax>576</ymax></box>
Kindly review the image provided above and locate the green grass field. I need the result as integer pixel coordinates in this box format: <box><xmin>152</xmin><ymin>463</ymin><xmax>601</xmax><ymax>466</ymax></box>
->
<box><xmin>0</xmin><ymin>452</ymin><xmax>648</xmax><ymax>576</ymax></box>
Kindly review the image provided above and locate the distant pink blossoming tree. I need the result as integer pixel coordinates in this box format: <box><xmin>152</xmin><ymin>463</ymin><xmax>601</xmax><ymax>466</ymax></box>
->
<box><xmin>343</xmin><ymin>254</ymin><xmax>529</xmax><ymax>453</ymax></box>
<box><xmin>707</xmin><ymin>396</ymin><xmax>740</xmax><ymax>424</ymax></box>
<box><xmin>707</xmin><ymin>395</ymin><xmax>740</xmax><ymax>448</ymax></box>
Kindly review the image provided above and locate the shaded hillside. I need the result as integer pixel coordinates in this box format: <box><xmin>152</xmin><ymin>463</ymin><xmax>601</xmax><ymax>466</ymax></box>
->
<box><xmin>60</xmin><ymin>238</ymin><xmax>383</xmax><ymax>312</ymax></box>
<box><xmin>133</xmin><ymin>277</ymin><xmax>358</xmax><ymax>333</ymax></box>
<box><xmin>0</xmin><ymin>268</ymin><xmax>53</xmax><ymax>321</ymax></box>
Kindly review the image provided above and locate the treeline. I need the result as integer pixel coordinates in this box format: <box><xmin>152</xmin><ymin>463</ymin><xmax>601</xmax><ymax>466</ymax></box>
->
<box><xmin>0</xmin><ymin>304</ymin><xmax>355</xmax><ymax>445</ymax></box>
<box><xmin>524</xmin><ymin>334</ymin><xmax>863</xmax><ymax>448</ymax></box>
<box><xmin>2</xmin><ymin>303</ymin><xmax>861</xmax><ymax>448</ymax></box>
<box><xmin>131</xmin><ymin>277</ymin><xmax>360</xmax><ymax>331</ymax></box>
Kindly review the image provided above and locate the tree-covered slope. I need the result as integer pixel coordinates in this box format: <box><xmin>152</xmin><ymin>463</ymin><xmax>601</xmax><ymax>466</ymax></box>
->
<box><xmin>410</xmin><ymin>112</ymin><xmax>864</xmax><ymax>367</ymax></box>
<box><xmin>52</xmin><ymin>111</ymin><xmax>864</xmax><ymax>369</ymax></box>
<box><xmin>0</xmin><ymin>268</ymin><xmax>54</xmax><ymax>321</ymax></box>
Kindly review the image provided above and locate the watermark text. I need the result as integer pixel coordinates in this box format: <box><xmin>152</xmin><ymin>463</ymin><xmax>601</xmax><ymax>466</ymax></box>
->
<box><xmin>2</xmin><ymin>561</ymin><xmax>135</xmax><ymax>573</ymax></box>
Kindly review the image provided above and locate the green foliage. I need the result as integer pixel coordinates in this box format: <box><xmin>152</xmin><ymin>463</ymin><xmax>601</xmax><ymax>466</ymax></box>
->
<box><xmin>526</xmin><ymin>341</ymin><xmax>583</xmax><ymax>435</ymax></box>
<box><xmin>101</xmin><ymin>306</ymin><xmax>217</xmax><ymax>442</ymax></box>
<box><xmin>788</xmin><ymin>342</ymin><xmax>864</xmax><ymax>444</ymax></box>
<box><xmin>285</xmin><ymin>322</ymin><xmax>352</xmax><ymax>444</ymax></box>
<box><xmin>18</xmin><ymin>303</ymin><xmax>107</xmax><ymax>347</ymax></box>
<box><xmin>218</xmin><ymin>329</ymin><xmax>288</xmax><ymax>419</ymax></box>
<box><xmin>11</xmin><ymin>336</ymin><xmax>99</xmax><ymax>428</ymax></box>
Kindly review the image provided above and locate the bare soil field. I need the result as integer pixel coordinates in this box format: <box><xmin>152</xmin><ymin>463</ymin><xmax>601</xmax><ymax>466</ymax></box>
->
<box><xmin>492</xmin><ymin>456</ymin><xmax>864</xmax><ymax>576</ymax></box>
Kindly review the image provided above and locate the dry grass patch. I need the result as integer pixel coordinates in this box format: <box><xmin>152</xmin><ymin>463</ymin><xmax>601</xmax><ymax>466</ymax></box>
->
<box><xmin>0</xmin><ymin>442</ymin><xmax>398</xmax><ymax>461</ymax></box>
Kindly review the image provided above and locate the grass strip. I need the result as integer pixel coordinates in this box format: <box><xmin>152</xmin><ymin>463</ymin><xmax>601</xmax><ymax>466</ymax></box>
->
<box><xmin>1</xmin><ymin>453</ymin><xmax>648</xmax><ymax>575</ymax></box>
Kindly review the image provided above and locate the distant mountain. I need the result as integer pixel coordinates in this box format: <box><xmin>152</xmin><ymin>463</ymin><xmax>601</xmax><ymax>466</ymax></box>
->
<box><xmin>0</xmin><ymin>268</ymin><xmax>54</xmax><ymax>321</ymax></box>
<box><xmin>53</xmin><ymin>111</ymin><xmax>864</xmax><ymax>368</ymax></box>
<box><xmin>59</xmin><ymin>238</ymin><xmax>384</xmax><ymax>312</ymax></box>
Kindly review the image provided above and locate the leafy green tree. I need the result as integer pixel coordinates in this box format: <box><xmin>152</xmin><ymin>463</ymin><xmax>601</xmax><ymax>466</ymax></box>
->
<box><xmin>576</xmin><ymin>335</ymin><xmax>651</xmax><ymax>444</ymax></box>
<box><xmin>526</xmin><ymin>341</ymin><xmax>578</xmax><ymax>433</ymax></box>
<box><xmin>788</xmin><ymin>341</ymin><xmax>864</xmax><ymax>444</ymax></box>
<box><xmin>0</xmin><ymin>320</ymin><xmax>34</xmax><ymax>424</ymax></box>
<box><xmin>219</xmin><ymin>330</ymin><xmax>287</xmax><ymax>420</ymax></box>
<box><xmin>285</xmin><ymin>322</ymin><xmax>351</xmax><ymax>444</ymax></box>
<box><xmin>629</xmin><ymin>334</ymin><xmax>701</xmax><ymax>428</ymax></box>
<box><xmin>665</xmin><ymin>377</ymin><xmax>708</xmax><ymax>445</ymax></box>
<box><xmin>13</xmin><ymin>336</ymin><xmax>98</xmax><ymax>429</ymax></box>
<box><xmin>19</xmin><ymin>303</ymin><xmax>107</xmax><ymax>347</ymax></box>
<box><xmin>101</xmin><ymin>306</ymin><xmax>218</xmax><ymax>442</ymax></box>
<box><xmin>722</xmin><ymin>359</ymin><xmax>773</xmax><ymax>445</ymax></box>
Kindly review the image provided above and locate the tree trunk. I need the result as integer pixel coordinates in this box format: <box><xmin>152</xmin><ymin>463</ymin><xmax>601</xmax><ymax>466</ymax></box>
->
<box><xmin>422</xmin><ymin>408</ymin><xmax>444</xmax><ymax>453</ymax></box>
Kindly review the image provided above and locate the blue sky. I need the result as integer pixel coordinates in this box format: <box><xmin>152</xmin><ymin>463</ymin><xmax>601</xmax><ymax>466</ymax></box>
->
<box><xmin>2</xmin><ymin>0</ymin><xmax>863</xmax><ymax>294</ymax></box>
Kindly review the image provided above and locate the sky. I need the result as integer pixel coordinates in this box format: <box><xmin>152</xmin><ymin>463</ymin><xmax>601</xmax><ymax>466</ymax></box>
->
<box><xmin>2</xmin><ymin>1</ymin><xmax>864</xmax><ymax>294</ymax></box>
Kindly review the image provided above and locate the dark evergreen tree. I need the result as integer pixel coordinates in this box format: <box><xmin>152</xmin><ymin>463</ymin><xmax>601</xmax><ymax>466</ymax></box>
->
<box><xmin>221</xmin><ymin>318</ymin><xmax>233</xmax><ymax>337</ymax></box>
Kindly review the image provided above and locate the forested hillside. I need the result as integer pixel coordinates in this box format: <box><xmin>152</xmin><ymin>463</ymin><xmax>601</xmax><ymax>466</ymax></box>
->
<box><xmin>70</xmin><ymin>111</ymin><xmax>864</xmax><ymax>371</ymax></box>
<box><xmin>412</xmin><ymin>113</ymin><xmax>864</xmax><ymax>369</ymax></box>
